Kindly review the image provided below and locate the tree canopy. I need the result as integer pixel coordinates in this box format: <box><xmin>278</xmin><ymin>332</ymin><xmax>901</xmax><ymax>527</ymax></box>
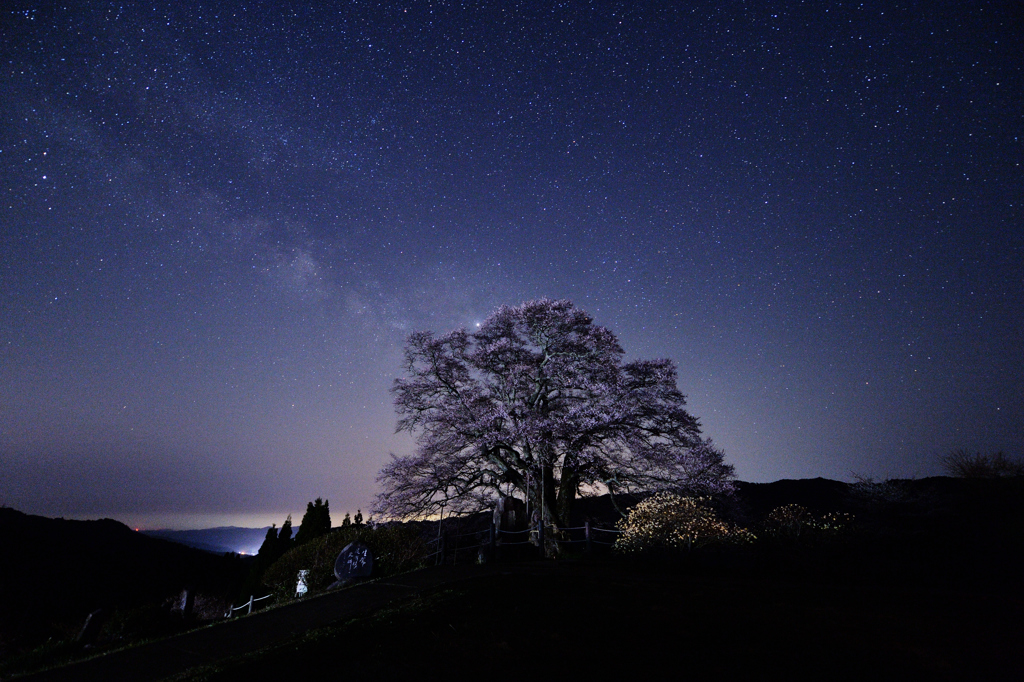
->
<box><xmin>294</xmin><ymin>497</ymin><xmax>331</xmax><ymax>545</ymax></box>
<box><xmin>374</xmin><ymin>299</ymin><xmax>734</xmax><ymax>527</ymax></box>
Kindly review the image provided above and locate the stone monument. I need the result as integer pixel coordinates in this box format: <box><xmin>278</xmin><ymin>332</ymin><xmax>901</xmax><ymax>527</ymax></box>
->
<box><xmin>331</xmin><ymin>541</ymin><xmax>373</xmax><ymax>587</ymax></box>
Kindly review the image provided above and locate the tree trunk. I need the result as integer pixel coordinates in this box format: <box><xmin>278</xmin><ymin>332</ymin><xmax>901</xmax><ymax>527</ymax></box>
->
<box><xmin>526</xmin><ymin>470</ymin><xmax>543</xmax><ymax>525</ymax></box>
<box><xmin>542</xmin><ymin>461</ymin><xmax>558</xmax><ymax>526</ymax></box>
<box><xmin>556</xmin><ymin>460</ymin><xmax>579</xmax><ymax>528</ymax></box>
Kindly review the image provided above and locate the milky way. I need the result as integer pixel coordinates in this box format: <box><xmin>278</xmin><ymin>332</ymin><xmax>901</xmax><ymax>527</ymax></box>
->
<box><xmin>1</xmin><ymin>1</ymin><xmax>1021</xmax><ymax>529</ymax></box>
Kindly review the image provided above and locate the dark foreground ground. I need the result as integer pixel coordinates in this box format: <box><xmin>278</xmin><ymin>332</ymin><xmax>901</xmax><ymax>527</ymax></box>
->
<box><xmin>9</xmin><ymin>477</ymin><xmax>1024</xmax><ymax>680</ymax></box>
<box><xmin>13</xmin><ymin>556</ymin><xmax>1024</xmax><ymax>681</ymax></box>
<box><xmin>179</xmin><ymin>560</ymin><xmax>1023</xmax><ymax>681</ymax></box>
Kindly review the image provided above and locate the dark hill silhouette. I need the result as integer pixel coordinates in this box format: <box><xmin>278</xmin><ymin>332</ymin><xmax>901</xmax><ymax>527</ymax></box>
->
<box><xmin>0</xmin><ymin>508</ymin><xmax>249</xmax><ymax>658</ymax></box>
<box><xmin>734</xmin><ymin>477</ymin><xmax>854</xmax><ymax>516</ymax></box>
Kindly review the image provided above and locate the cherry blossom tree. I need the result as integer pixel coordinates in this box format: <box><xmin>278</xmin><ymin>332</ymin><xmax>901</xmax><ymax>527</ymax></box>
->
<box><xmin>374</xmin><ymin>299</ymin><xmax>734</xmax><ymax>527</ymax></box>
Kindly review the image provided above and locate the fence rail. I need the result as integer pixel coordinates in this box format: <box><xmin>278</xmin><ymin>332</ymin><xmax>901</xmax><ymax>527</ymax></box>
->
<box><xmin>240</xmin><ymin>517</ymin><xmax>626</xmax><ymax>595</ymax></box>
<box><xmin>429</xmin><ymin>519</ymin><xmax>623</xmax><ymax>565</ymax></box>
<box><xmin>225</xmin><ymin>594</ymin><xmax>272</xmax><ymax>618</ymax></box>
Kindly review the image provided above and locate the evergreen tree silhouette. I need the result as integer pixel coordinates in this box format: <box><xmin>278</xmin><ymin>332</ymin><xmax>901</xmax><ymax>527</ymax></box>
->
<box><xmin>278</xmin><ymin>515</ymin><xmax>293</xmax><ymax>552</ymax></box>
<box><xmin>257</xmin><ymin>524</ymin><xmax>278</xmax><ymax>559</ymax></box>
<box><xmin>295</xmin><ymin>497</ymin><xmax>332</xmax><ymax>545</ymax></box>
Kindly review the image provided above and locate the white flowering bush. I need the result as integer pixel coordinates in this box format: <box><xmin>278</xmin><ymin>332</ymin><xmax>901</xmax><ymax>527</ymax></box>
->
<box><xmin>764</xmin><ymin>504</ymin><xmax>816</xmax><ymax>537</ymax></box>
<box><xmin>764</xmin><ymin>504</ymin><xmax>854</xmax><ymax>539</ymax></box>
<box><xmin>614</xmin><ymin>492</ymin><xmax>754</xmax><ymax>553</ymax></box>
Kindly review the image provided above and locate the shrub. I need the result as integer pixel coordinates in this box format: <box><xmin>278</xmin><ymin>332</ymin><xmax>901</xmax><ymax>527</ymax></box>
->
<box><xmin>764</xmin><ymin>504</ymin><xmax>815</xmax><ymax>538</ymax></box>
<box><xmin>764</xmin><ymin>504</ymin><xmax>854</xmax><ymax>539</ymax></box>
<box><xmin>940</xmin><ymin>449</ymin><xmax>1024</xmax><ymax>478</ymax></box>
<box><xmin>613</xmin><ymin>492</ymin><xmax>754</xmax><ymax>554</ymax></box>
<box><xmin>261</xmin><ymin>523</ymin><xmax>428</xmax><ymax>600</ymax></box>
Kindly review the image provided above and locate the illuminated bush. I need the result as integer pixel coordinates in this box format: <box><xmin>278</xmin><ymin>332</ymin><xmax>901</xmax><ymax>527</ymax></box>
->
<box><xmin>765</xmin><ymin>504</ymin><xmax>854</xmax><ymax>539</ymax></box>
<box><xmin>613</xmin><ymin>492</ymin><xmax>754</xmax><ymax>553</ymax></box>
<box><xmin>765</xmin><ymin>504</ymin><xmax>815</xmax><ymax>537</ymax></box>
<box><xmin>817</xmin><ymin>512</ymin><xmax>855</xmax><ymax>531</ymax></box>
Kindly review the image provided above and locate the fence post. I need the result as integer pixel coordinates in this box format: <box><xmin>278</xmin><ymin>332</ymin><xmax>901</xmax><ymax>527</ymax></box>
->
<box><xmin>537</xmin><ymin>516</ymin><xmax>545</xmax><ymax>558</ymax></box>
<box><xmin>76</xmin><ymin>609</ymin><xmax>105</xmax><ymax>647</ymax></box>
<box><xmin>439</xmin><ymin>533</ymin><xmax>447</xmax><ymax>565</ymax></box>
<box><xmin>181</xmin><ymin>588</ymin><xmax>195</xmax><ymax>621</ymax></box>
<box><xmin>246</xmin><ymin>594</ymin><xmax>254</xmax><ymax>615</ymax></box>
<box><xmin>585</xmin><ymin>521</ymin><xmax>592</xmax><ymax>555</ymax></box>
<box><xmin>489</xmin><ymin>521</ymin><xmax>497</xmax><ymax>562</ymax></box>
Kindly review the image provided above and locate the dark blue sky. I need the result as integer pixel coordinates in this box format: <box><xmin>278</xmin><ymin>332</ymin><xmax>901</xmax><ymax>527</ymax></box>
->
<box><xmin>2</xmin><ymin>1</ymin><xmax>1021</xmax><ymax>529</ymax></box>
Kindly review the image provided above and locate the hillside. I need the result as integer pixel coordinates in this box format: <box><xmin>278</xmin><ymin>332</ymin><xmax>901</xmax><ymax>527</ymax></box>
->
<box><xmin>0</xmin><ymin>508</ymin><xmax>250</xmax><ymax>660</ymax></box>
<box><xmin>194</xmin><ymin>475</ymin><xmax>1024</xmax><ymax>681</ymax></box>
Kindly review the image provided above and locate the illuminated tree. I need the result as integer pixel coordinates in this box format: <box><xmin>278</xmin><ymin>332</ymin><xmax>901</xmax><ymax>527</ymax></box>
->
<box><xmin>374</xmin><ymin>299</ymin><xmax>734</xmax><ymax>527</ymax></box>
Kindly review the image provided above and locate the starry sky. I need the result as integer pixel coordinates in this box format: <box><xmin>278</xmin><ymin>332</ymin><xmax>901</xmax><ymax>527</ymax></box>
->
<box><xmin>2</xmin><ymin>1</ymin><xmax>1021</xmax><ymax>530</ymax></box>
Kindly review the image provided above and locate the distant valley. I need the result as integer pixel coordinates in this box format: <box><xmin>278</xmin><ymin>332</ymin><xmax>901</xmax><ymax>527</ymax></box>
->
<box><xmin>142</xmin><ymin>527</ymin><xmax>271</xmax><ymax>556</ymax></box>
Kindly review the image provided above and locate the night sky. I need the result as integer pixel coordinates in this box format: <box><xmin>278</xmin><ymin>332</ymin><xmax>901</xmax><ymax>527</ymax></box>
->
<box><xmin>2</xmin><ymin>1</ymin><xmax>1021</xmax><ymax>530</ymax></box>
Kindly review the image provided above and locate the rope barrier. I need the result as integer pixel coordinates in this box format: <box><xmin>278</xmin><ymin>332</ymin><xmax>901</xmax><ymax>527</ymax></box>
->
<box><xmin>226</xmin><ymin>594</ymin><xmax>272</xmax><ymax>617</ymax></box>
<box><xmin>407</xmin><ymin>514</ymin><xmax>627</xmax><ymax>567</ymax></box>
<box><xmin>230</xmin><ymin>595</ymin><xmax>271</xmax><ymax>611</ymax></box>
<box><xmin>446</xmin><ymin>528</ymin><xmax>489</xmax><ymax>540</ymax></box>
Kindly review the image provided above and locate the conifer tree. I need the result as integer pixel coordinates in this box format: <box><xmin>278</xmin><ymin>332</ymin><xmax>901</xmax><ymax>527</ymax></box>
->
<box><xmin>278</xmin><ymin>515</ymin><xmax>293</xmax><ymax>552</ymax></box>
<box><xmin>295</xmin><ymin>497</ymin><xmax>332</xmax><ymax>545</ymax></box>
<box><xmin>257</xmin><ymin>523</ymin><xmax>278</xmax><ymax>558</ymax></box>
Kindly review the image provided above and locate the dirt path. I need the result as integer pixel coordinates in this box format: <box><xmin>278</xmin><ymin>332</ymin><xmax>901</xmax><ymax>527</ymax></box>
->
<box><xmin>19</xmin><ymin>562</ymin><xmax>526</xmax><ymax>682</ymax></box>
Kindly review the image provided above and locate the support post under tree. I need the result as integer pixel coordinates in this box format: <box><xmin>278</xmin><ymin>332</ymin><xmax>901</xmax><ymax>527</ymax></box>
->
<box><xmin>537</xmin><ymin>515</ymin><xmax>545</xmax><ymax>558</ymax></box>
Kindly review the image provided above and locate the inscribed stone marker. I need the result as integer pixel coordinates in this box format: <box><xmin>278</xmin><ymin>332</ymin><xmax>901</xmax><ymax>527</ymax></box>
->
<box><xmin>334</xmin><ymin>541</ymin><xmax>373</xmax><ymax>582</ymax></box>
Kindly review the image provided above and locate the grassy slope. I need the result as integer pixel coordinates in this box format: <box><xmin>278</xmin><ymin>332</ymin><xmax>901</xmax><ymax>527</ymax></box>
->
<box><xmin>186</xmin><ymin>477</ymin><xmax>1024</xmax><ymax>681</ymax></box>
<box><xmin>182</xmin><ymin>558</ymin><xmax>1022</xmax><ymax>682</ymax></box>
